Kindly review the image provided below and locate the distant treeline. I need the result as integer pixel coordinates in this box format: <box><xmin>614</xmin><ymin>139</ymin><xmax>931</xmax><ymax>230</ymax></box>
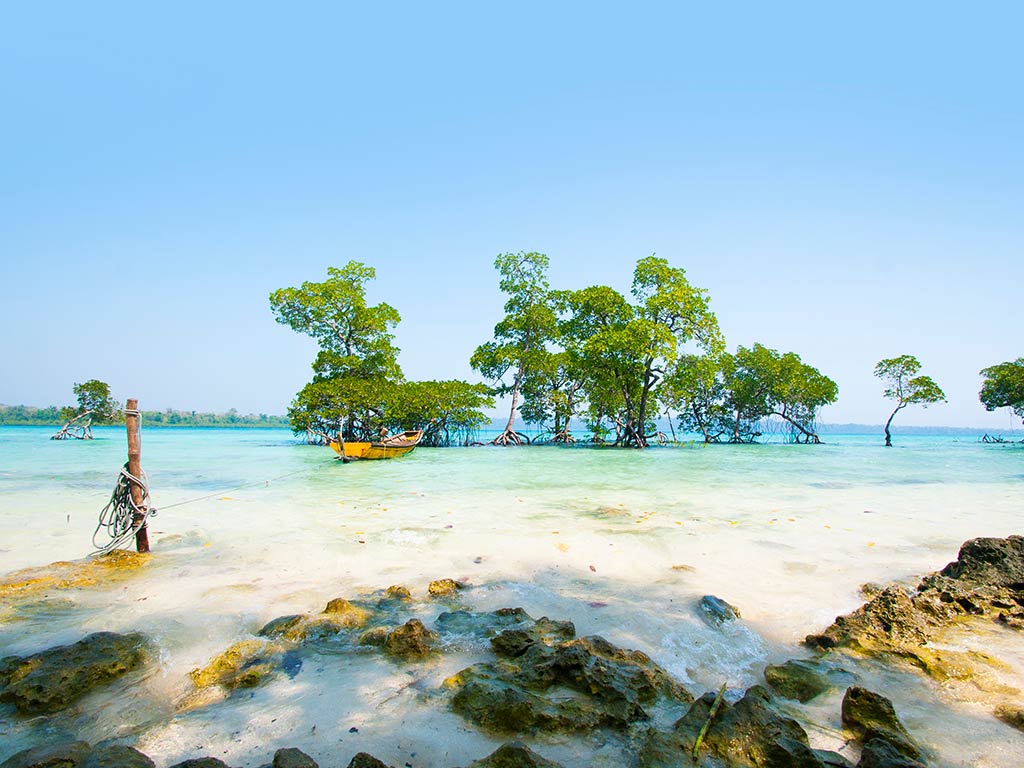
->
<box><xmin>0</xmin><ymin>405</ymin><xmax>289</xmax><ymax>428</ymax></box>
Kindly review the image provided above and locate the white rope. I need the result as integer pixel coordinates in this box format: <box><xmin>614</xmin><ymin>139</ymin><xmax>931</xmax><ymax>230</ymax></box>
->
<box><xmin>92</xmin><ymin>463</ymin><xmax>157</xmax><ymax>555</ymax></box>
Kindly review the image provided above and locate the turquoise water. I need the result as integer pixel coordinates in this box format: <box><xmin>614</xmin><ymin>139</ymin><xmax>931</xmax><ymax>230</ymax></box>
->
<box><xmin>1</xmin><ymin>426</ymin><xmax>1022</xmax><ymax>766</ymax></box>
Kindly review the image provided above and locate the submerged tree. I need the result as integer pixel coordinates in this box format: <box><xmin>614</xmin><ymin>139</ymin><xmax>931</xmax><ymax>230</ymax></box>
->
<box><xmin>270</xmin><ymin>262</ymin><xmax>403</xmax><ymax>441</ymax></box>
<box><xmin>471</xmin><ymin>252</ymin><xmax>557</xmax><ymax>446</ymax></box>
<box><xmin>384</xmin><ymin>380</ymin><xmax>494</xmax><ymax>446</ymax></box>
<box><xmin>979</xmin><ymin>358</ymin><xmax>1024</xmax><ymax>426</ymax></box>
<box><xmin>874</xmin><ymin>355</ymin><xmax>946</xmax><ymax>447</ymax></box>
<box><xmin>52</xmin><ymin>379</ymin><xmax>121</xmax><ymax>440</ymax></box>
<box><xmin>663</xmin><ymin>354</ymin><xmax>729</xmax><ymax>443</ymax></box>
<box><xmin>562</xmin><ymin>257</ymin><xmax>722</xmax><ymax>448</ymax></box>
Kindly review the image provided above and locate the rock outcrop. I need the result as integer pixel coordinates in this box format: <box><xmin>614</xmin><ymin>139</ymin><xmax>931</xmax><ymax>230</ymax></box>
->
<box><xmin>0</xmin><ymin>632</ymin><xmax>151</xmax><ymax>714</ymax></box>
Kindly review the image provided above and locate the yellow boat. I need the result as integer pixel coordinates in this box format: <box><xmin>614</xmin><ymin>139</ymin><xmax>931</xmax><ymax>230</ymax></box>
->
<box><xmin>329</xmin><ymin>430</ymin><xmax>424</xmax><ymax>461</ymax></box>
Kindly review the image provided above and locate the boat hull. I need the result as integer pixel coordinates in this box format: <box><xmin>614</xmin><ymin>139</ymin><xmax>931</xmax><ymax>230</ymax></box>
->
<box><xmin>329</xmin><ymin>430</ymin><xmax>423</xmax><ymax>461</ymax></box>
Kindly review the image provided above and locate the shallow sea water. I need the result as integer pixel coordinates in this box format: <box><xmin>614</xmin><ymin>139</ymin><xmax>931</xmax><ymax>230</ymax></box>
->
<box><xmin>0</xmin><ymin>426</ymin><xmax>1022</xmax><ymax>766</ymax></box>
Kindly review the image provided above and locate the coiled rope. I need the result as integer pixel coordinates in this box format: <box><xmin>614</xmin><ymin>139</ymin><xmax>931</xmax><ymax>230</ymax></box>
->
<box><xmin>93</xmin><ymin>463</ymin><xmax>157</xmax><ymax>554</ymax></box>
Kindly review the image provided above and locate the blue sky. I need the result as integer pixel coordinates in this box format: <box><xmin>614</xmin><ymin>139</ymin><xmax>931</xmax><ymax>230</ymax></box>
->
<box><xmin>1</xmin><ymin>3</ymin><xmax>1021</xmax><ymax>427</ymax></box>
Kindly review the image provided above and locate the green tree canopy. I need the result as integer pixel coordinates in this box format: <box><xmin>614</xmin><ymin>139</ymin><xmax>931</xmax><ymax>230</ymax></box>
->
<box><xmin>62</xmin><ymin>379</ymin><xmax>121</xmax><ymax>424</ymax></box>
<box><xmin>662</xmin><ymin>353</ymin><xmax>729</xmax><ymax>443</ymax></box>
<box><xmin>561</xmin><ymin>258</ymin><xmax>722</xmax><ymax>447</ymax></box>
<box><xmin>270</xmin><ymin>262</ymin><xmax>402</xmax><ymax>382</ymax></box>
<box><xmin>874</xmin><ymin>355</ymin><xmax>946</xmax><ymax>446</ymax></box>
<box><xmin>471</xmin><ymin>252</ymin><xmax>557</xmax><ymax>445</ymax></box>
<box><xmin>979</xmin><ymin>358</ymin><xmax>1024</xmax><ymax>425</ymax></box>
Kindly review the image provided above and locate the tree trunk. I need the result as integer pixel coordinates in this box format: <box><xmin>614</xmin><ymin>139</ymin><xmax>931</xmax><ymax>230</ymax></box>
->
<box><xmin>493</xmin><ymin>359</ymin><xmax>529</xmax><ymax>446</ymax></box>
<box><xmin>772</xmin><ymin>410</ymin><xmax>822</xmax><ymax>444</ymax></box>
<box><xmin>883</xmin><ymin>404</ymin><xmax>904</xmax><ymax>447</ymax></box>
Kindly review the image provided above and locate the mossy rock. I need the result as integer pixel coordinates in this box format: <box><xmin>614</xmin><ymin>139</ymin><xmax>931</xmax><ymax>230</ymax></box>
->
<box><xmin>995</xmin><ymin>704</ymin><xmax>1024</xmax><ymax>732</ymax></box>
<box><xmin>446</xmin><ymin>633</ymin><xmax>691</xmax><ymax>734</ymax></box>
<box><xmin>640</xmin><ymin>686</ymin><xmax>827</xmax><ymax>768</ymax></box>
<box><xmin>0</xmin><ymin>632</ymin><xmax>152</xmax><ymax>714</ymax></box>
<box><xmin>763</xmin><ymin>659</ymin><xmax>830</xmax><ymax>703</ymax></box>
<box><xmin>258</xmin><ymin>600</ymin><xmax>372</xmax><ymax>643</ymax></box>
<box><xmin>0</xmin><ymin>552</ymin><xmax>151</xmax><ymax>602</ymax></box>
<box><xmin>841</xmin><ymin>687</ymin><xmax>922</xmax><ymax>761</ymax></box>
<box><xmin>384</xmin><ymin>619</ymin><xmax>438</xmax><ymax>659</ymax></box>
<box><xmin>466</xmin><ymin>742</ymin><xmax>565</xmax><ymax>767</ymax></box>
<box><xmin>0</xmin><ymin>742</ymin><xmax>91</xmax><ymax>768</ymax></box>
<box><xmin>166</xmin><ymin>760</ymin><xmax>230</xmax><ymax>768</ymax></box>
<box><xmin>81</xmin><ymin>746</ymin><xmax>155</xmax><ymax>768</ymax></box>
<box><xmin>381</xmin><ymin>585</ymin><xmax>412</xmax><ymax>601</ymax></box>
<box><xmin>491</xmin><ymin>618</ymin><xmax>575</xmax><ymax>658</ymax></box>
<box><xmin>358</xmin><ymin>627</ymin><xmax>390</xmax><ymax>647</ymax></box>
<box><xmin>428</xmin><ymin>579</ymin><xmax>463</xmax><ymax>598</ymax></box>
<box><xmin>188</xmin><ymin>638</ymin><xmax>283</xmax><ymax>690</ymax></box>
<box><xmin>345</xmin><ymin>755</ymin><xmax>394</xmax><ymax>768</ymax></box>
<box><xmin>857</xmin><ymin>738</ymin><xmax>926</xmax><ymax>768</ymax></box>
<box><xmin>271</xmin><ymin>748</ymin><xmax>318</xmax><ymax>768</ymax></box>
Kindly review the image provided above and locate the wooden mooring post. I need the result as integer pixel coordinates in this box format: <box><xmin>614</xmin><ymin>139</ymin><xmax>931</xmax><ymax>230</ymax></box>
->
<box><xmin>125</xmin><ymin>398</ymin><xmax>150</xmax><ymax>553</ymax></box>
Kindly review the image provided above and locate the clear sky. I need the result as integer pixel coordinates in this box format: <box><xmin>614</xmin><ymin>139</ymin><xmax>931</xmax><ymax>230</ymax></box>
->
<box><xmin>2</xmin><ymin>3</ymin><xmax>1021</xmax><ymax>428</ymax></box>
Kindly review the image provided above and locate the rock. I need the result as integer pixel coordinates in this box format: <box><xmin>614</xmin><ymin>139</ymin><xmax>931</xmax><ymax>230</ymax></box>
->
<box><xmin>382</xmin><ymin>585</ymin><xmax>412</xmax><ymax>601</ymax></box>
<box><xmin>258</xmin><ymin>615</ymin><xmax>306</xmax><ymax>639</ymax></box>
<box><xmin>806</xmin><ymin>587</ymin><xmax>929</xmax><ymax>653</ymax></box>
<box><xmin>763</xmin><ymin>659</ymin><xmax>830</xmax><ymax>703</ymax></box>
<box><xmin>189</xmin><ymin>639</ymin><xmax>283</xmax><ymax>690</ymax></box>
<box><xmin>0</xmin><ymin>742</ymin><xmax>91</xmax><ymax>768</ymax></box>
<box><xmin>322</xmin><ymin>598</ymin><xmax>372</xmax><ymax>626</ymax></box>
<box><xmin>860</xmin><ymin>583</ymin><xmax>886</xmax><ymax>598</ymax></box>
<box><xmin>813</xmin><ymin>750</ymin><xmax>855</xmax><ymax>768</ymax></box>
<box><xmin>0</xmin><ymin>552</ymin><xmax>150</xmax><ymax>603</ymax></box>
<box><xmin>357</xmin><ymin>627</ymin><xmax>390</xmax><ymax>647</ymax></box>
<box><xmin>0</xmin><ymin>632</ymin><xmax>151</xmax><ymax>714</ymax></box>
<box><xmin>427</xmin><ymin>579</ymin><xmax>463</xmax><ymax>598</ymax></box>
<box><xmin>639</xmin><ymin>686</ymin><xmax>827</xmax><ymax>768</ymax></box>
<box><xmin>272</xmin><ymin>748</ymin><xmax>317</xmax><ymax>768</ymax></box>
<box><xmin>166</xmin><ymin>760</ymin><xmax>230</xmax><ymax>768</ymax></box>
<box><xmin>490</xmin><ymin>617</ymin><xmax>575</xmax><ymax>658</ymax></box>
<box><xmin>259</xmin><ymin>601</ymin><xmax>371</xmax><ymax>643</ymax></box>
<box><xmin>466</xmin><ymin>742</ymin><xmax>565</xmax><ymax>767</ymax></box>
<box><xmin>447</xmin><ymin>633</ymin><xmax>691</xmax><ymax>734</ymax></box>
<box><xmin>808</xmin><ymin>536</ymin><xmax>1024</xmax><ymax>656</ymax></box>
<box><xmin>82</xmin><ymin>746</ymin><xmax>155</xmax><ymax>768</ymax></box>
<box><xmin>857</xmin><ymin>738</ymin><xmax>926</xmax><ymax>768</ymax></box>
<box><xmin>449</xmin><ymin>674</ymin><xmax>603</xmax><ymax>733</ymax></box>
<box><xmin>697</xmin><ymin>595</ymin><xmax>741</xmax><ymax>626</ymax></box>
<box><xmin>841</xmin><ymin>687</ymin><xmax>921</xmax><ymax>761</ymax></box>
<box><xmin>345</xmin><ymin>755</ymin><xmax>393</xmax><ymax>768</ymax></box>
<box><xmin>936</xmin><ymin>535</ymin><xmax>1024</xmax><ymax>589</ymax></box>
<box><xmin>995</xmin><ymin>704</ymin><xmax>1024</xmax><ymax>732</ymax></box>
<box><xmin>383</xmin><ymin>619</ymin><xmax>438</xmax><ymax>659</ymax></box>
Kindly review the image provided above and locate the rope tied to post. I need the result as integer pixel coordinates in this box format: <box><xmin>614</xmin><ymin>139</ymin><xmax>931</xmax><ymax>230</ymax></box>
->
<box><xmin>93</xmin><ymin>462</ymin><xmax>158</xmax><ymax>555</ymax></box>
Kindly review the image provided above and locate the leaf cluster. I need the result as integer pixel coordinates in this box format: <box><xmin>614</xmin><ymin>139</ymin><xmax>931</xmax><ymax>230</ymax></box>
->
<box><xmin>979</xmin><ymin>358</ymin><xmax>1024</xmax><ymax>423</ymax></box>
<box><xmin>874</xmin><ymin>355</ymin><xmax>946</xmax><ymax>407</ymax></box>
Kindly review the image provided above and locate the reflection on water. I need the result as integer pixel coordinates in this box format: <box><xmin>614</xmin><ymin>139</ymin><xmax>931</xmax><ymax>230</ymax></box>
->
<box><xmin>0</xmin><ymin>426</ymin><xmax>1022</xmax><ymax>766</ymax></box>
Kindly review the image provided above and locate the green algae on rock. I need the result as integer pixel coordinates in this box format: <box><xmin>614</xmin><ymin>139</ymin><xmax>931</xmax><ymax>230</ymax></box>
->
<box><xmin>0</xmin><ymin>741</ymin><xmax>92</xmax><ymax>768</ymax></box>
<box><xmin>638</xmin><ymin>685</ymin><xmax>835</xmax><ymax>768</ymax></box>
<box><xmin>187</xmin><ymin>638</ymin><xmax>285</xmax><ymax>691</ymax></box>
<box><xmin>383</xmin><ymin>618</ymin><xmax>439</xmax><ymax>659</ymax></box>
<box><xmin>841</xmin><ymin>686</ymin><xmax>923</xmax><ymax>762</ymax></box>
<box><xmin>465</xmin><ymin>742</ymin><xmax>565</xmax><ymax>768</ymax></box>
<box><xmin>0</xmin><ymin>631</ymin><xmax>152</xmax><ymax>714</ymax></box>
<box><xmin>763</xmin><ymin>659</ymin><xmax>831</xmax><ymax>703</ymax></box>
<box><xmin>427</xmin><ymin>578</ymin><xmax>464</xmax><ymax>598</ymax></box>
<box><xmin>446</xmin><ymin>632</ymin><xmax>691</xmax><ymax>734</ymax></box>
